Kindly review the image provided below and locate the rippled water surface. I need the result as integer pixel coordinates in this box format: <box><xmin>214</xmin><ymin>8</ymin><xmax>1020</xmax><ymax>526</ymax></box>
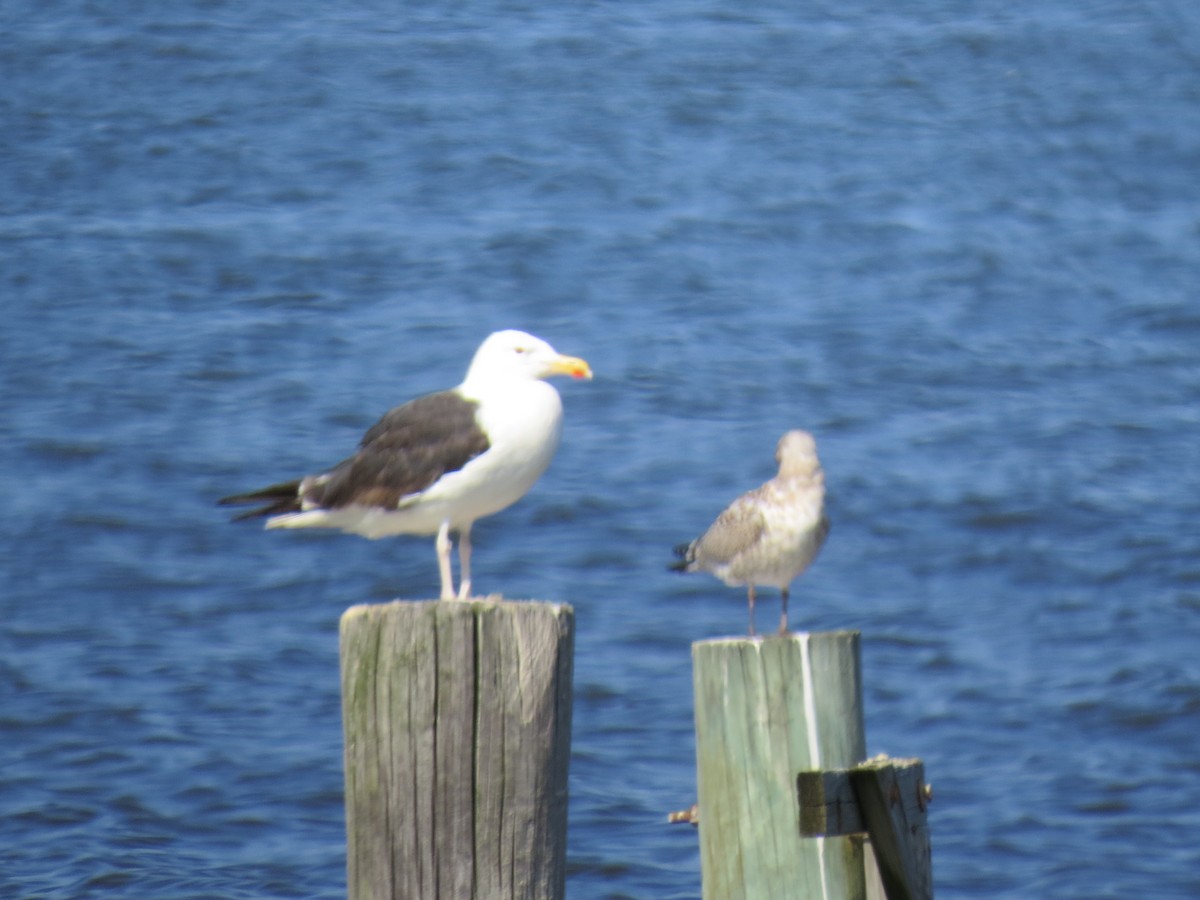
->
<box><xmin>4</xmin><ymin>1</ymin><xmax>1199</xmax><ymax>897</ymax></box>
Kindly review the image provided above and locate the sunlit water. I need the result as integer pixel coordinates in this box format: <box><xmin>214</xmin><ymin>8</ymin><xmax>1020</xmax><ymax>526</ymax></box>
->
<box><xmin>3</xmin><ymin>2</ymin><xmax>1199</xmax><ymax>896</ymax></box>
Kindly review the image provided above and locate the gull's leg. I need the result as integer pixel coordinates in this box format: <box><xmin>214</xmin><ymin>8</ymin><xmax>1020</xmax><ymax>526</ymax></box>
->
<box><xmin>779</xmin><ymin>587</ymin><xmax>790</xmax><ymax>634</ymax></box>
<box><xmin>747</xmin><ymin>584</ymin><xmax>757</xmax><ymax>636</ymax></box>
<box><xmin>456</xmin><ymin>522</ymin><xmax>473</xmax><ymax>601</ymax></box>
<box><xmin>436</xmin><ymin>521</ymin><xmax>455</xmax><ymax>600</ymax></box>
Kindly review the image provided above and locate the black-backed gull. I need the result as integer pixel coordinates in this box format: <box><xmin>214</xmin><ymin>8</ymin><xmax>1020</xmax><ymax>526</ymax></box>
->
<box><xmin>220</xmin><ymin>329</ymin><xmax>592</xmax><ymax>600</ymax></box>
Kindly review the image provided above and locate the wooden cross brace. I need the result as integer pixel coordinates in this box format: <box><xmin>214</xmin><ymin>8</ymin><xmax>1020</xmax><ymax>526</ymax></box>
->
<box><xmin>797</xmin><ymin>755</ymin><xmax>933</xmax><ymax>900</ymax></box>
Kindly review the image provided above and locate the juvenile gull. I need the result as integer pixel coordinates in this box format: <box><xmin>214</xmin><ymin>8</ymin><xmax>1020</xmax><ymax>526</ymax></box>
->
<box><xmin>219</xmin><ymin>329</ymin><xmax>592</xmax><ymax>600</ymax></box>
<box><xmin>671</xmin><ymin>430</ymin><xmax>829</xmax><ymax>635</ymax></box>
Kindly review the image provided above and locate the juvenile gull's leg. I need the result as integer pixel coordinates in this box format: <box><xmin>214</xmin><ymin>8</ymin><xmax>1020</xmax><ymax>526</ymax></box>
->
<box><xmin>779</xmin><ymin>587</ymin><xmax>790</xmax><ymax>635</ymax></box>
<box><xmin>747</xmin><ymin>584</ymin><xmax>757</xmax><ymax>636</ymax></box>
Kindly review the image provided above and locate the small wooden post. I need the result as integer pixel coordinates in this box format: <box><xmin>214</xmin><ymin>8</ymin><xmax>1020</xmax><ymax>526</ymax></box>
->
<box><xmin>692</xmin><ymin>630</ymin><xmax>867</xmax><ymax>900</ymax></box>
<box><xmin>340</xmin><ymin>598</ymin><xmax>574</xmax><ymax>900</ymax></box>
<box><xmin>799</xmin><ymin>757</ymin><xmax>933</xmax><ymax>900</ymax></box>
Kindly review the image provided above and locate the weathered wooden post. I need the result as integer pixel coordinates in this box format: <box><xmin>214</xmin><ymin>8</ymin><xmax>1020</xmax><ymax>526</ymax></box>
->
<box><xmin>799</xmin><ymin>756</ymin><xmax>933</xmax><ymax>900</ymax></box>
<box><xmin>340</xmin><ymin>598</ymin><xmax>573</xmax><ymax>900</ymax></box>
<box><xmin>692</xmin><ymin>630</ymin><xmax>868</xmax><ymax>900</ymax></box>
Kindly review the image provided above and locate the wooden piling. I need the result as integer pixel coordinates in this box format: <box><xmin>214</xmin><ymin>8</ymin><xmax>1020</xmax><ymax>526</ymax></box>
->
<box><xmin>692</xmin><ymin>631</ymin><xmax>867</xmax><ymax>900</ymax></box>
<box><xmin>340</xmin><ymin>598</ymin><xmax>574</xmax><ymax>900</ymax></box>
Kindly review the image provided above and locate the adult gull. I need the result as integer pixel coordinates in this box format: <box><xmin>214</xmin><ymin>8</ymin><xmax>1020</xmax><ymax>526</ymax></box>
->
<box><xmin>220</xmin><ymin>329</ymin><xmax>592</xmax><ymax>600</ymax></box>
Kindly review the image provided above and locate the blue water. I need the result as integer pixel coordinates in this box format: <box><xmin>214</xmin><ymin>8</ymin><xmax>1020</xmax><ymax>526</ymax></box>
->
<box><xmin>4</xmin><ymin>1</ymin><xmax>1199</xmax><ymax>896</ymax></box>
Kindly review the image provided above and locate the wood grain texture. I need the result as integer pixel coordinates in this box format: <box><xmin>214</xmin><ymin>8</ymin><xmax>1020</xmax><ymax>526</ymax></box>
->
<box><xmin>797</xmin><ymin>768</ymin><xmax>868</xmax><ymax>837</ymax></box>
<box><xmin>848</xmin><ymin>759</ymin><xmax>932</xmax><ymax>900</ymax></box>
<box><xmin>693</xmin><ymin>631</ymin><xmax>867</xmax><ymax>900</ymax></box>
<box><xmin>340</xmin><ymin>599</ymin><xmax>573</xmax><ymax>900</ymax></box>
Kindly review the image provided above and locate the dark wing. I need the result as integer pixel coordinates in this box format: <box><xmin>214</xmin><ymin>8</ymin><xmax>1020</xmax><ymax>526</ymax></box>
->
<box><xmin>218</xmin><ymin>478</ymin><xmax>303</xmax><ymax>520</ymax></box>
<box><xmin>219</xmin><ymin>390</ymin><xmax>489</xmax><ymax>519</ymax></box>
<box><xmin>303</xmin><ymin>390</ymin><xmax>489</xmax><ymax>510</ymax></box>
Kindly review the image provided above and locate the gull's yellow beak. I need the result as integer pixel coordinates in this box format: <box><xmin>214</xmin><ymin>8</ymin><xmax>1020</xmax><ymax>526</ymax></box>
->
<box><xmin>551</xmin><ymin>354</ymin><xmax>593</xmax><ymax>380</ymax></box>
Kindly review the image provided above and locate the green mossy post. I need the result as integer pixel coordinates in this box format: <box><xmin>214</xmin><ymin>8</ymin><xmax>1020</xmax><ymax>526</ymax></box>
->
<box><xmin>340</xmin><ymin>598</ymin><xmax>574</xmax><ymax>900</ymax></box>
<box><xmin>693</xmin><ymin>630</ymin><xmax>867</xmax><ymax>900</ymax></box>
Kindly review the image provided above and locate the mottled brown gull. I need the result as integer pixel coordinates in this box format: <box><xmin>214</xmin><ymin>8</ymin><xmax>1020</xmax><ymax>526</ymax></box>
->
<box><xmin>671</xmin><ymin>429</ymin><xmax>829</xmax><ymax>635</ymax></box>
<box><xmin>219</xmin><ymin>329</ymin><xmax>592</xmax><ymax>601</ymax></box>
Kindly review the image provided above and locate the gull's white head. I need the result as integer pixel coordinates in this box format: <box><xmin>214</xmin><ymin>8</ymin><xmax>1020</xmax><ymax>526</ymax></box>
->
<box><xmin>775</xmin><ymin>429</ymin><xmax>821</xmax><ymax>478</ymax></box>
<box><xmin>465</xmin><ymin>330</ymin><xmax>593</xmax><ymax>384</ymax></box>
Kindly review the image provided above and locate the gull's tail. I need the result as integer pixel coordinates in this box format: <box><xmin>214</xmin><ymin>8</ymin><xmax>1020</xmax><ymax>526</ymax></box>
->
<box><xmin>669</xmin><ymin>541</ymin><xmax>696</xmax><ymax>572</ymax></box>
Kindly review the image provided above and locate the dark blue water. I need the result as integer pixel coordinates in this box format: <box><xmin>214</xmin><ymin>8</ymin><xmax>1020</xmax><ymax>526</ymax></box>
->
<box><xmin>4</xmin><ymin>1</ymin><xmax>1199</xmax><ymax>896</ymax></box>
